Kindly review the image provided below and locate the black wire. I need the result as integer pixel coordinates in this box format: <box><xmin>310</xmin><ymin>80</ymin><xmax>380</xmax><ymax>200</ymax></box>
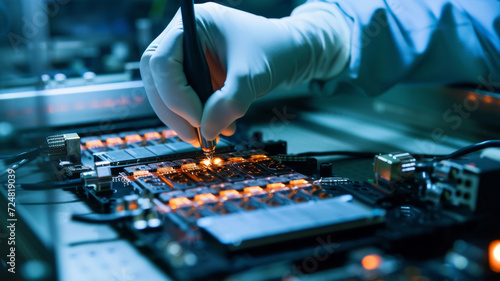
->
<box><xmin>294</xmin><ymin>151</ymin><xmax>378</xmax><ymax>158</ymax></box>
<box><xmin>0</xmin><ymin>147</ymin><xmax>38</xmax><ymax>159</ymax></box>
<box><xmin>0</xmin><ymin>147</ymin><xmax>41</xmax><ymax>164</ymax></box>
<box><xmin>435</xmin><ymin>140</ymin><xmax>500</xmax><ymax>160</ymax></box>
<box><xmin>293</xmin><ymin>151</ymin><xmax>440</xmax><ymax>158</ymax></box>
<box><xmin>72</xmin><ymin>210</ymin><xmax>140</xmax><ymax>224</ymax></box>
<box><xmin>6</xmin><ymin>179</ymin><xmax>84</xmax><ymax>191</ymax></box>
<box><xmin>294</xmin><ymin>151</ymin><xmax>439</xmax><ymax>158</ymax></box>
<box><xmin>0</xmin><ymin>157</ymin><xmax>36</xmax><ymax>178</ymax></box>
<box><xmin>294</xmin><ymin>140</ymin><xmax>500</xmax><ymax>161</ymax></box>
<box><xmin>0</xmin><ymin>147</ymin><xmax>42</xmax><ymax>179</ymax></box>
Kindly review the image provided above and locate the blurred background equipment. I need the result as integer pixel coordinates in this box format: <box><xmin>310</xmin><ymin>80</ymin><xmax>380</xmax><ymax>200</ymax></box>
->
<box><xmin>0</xmin><ymin>0</ymin><xmax>305</xmax><ymax>131</ymax></box>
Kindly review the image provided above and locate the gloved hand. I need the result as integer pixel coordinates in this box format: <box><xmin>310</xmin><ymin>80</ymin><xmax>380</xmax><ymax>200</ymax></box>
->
<box><xmin>140</xmin><ymin>2</ymin><xmax>351</xmax><ymax>145</ymax></box>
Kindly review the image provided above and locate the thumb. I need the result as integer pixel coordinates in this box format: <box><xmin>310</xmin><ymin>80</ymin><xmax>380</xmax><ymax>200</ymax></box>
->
<box><xmin>200</xmin><ymin>78</ymin><xmax>254</xmax><ymax>140</ymax></box>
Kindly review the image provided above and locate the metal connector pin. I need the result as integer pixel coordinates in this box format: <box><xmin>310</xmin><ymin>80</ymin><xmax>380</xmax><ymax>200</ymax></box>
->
<box><xmin>196</xmin><ymin>128</ymin><xmax>216</xmax><ymax>160</ymax></box>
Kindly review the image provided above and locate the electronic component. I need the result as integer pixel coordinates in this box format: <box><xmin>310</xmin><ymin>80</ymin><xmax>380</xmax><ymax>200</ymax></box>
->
<box><xmin>106</xmin><ymin>137</ymin><xmax>124</xmax><ymax>147</ymax></box>
<box><xmin>79</xmin><ymin>128</ymin><xmax>235</xmax><ymax>167</ymax></box>
<box><xmin>198</xmin><ymin>195</ymin><xmax>384</xmax><ymax>252</ymax></box>
<box><xmin>236</xmin><ymin>162</ymin><xmax>270</xmax><ymax>178</ymax></box>
<box><xmin>431</xmin><ymin>155</ymin><xmax>500</xmax><ymax>212</ymax></box>
<box><xmin>85</xmin><ymin>139</ymin><xmax>105</xmax><ymax>149</ymax></box>
<box><xmin>136</xmin><ymin>176</ymin><xmax>172</xmax><ymax>194</ymax></box>
<box><xmin>46</xmin><ymin>133</ymin><xmax>81</xmax><ymax>163</ymax></box>
<box><xmin>320</xmin><ymin>162</ymin><xmax>333</xmax><ymax>177</ymax></box>
<box><xmin>209</xmin><ymin>165</ymin><xmax>246</xmax><ymax>182</ymax></box>
<box><xmin>374</xmin><ymin>152</ymin><xmax>416</xmax><ymax>184</ymax></box>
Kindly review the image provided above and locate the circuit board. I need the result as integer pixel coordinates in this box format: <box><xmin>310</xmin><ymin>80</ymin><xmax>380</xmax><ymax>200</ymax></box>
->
<box><xmin>47</xmin><ymin>128</ymin><xmax>500</xmax><ymax>281</ymax></box>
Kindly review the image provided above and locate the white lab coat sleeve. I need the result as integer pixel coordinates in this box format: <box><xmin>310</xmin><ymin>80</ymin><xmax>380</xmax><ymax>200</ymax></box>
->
<box><xmin>305</xmin><ymin>0</ymin><xmax>500</xmax><ymax>96</ymax></box>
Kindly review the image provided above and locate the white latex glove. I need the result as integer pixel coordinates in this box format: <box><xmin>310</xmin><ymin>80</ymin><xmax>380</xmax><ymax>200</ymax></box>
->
<box><xmin>140</xmin><ymin>2</ymin><xmax>351</xmax><ymax>145</ymax></box>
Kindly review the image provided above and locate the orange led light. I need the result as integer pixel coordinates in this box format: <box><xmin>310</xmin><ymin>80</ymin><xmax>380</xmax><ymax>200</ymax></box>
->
<box><xmin>244</xmin><ymin>186</ymin><xmax>265</xmax><ymax>196</ymax></box>
<box><xmin>289</xmin><ymin>179</ymin><xmax>309</xmax><ymax>186</ymax></box>
<box><xmin>125</xmin><ymin>134</ymin><xmax>143</xmax><ymax>143</ymax></box>
<box><xmin>212</xmin><ymin>158</ymin><xmax>223</xmax><ymax>165</ymax></box>
<box><xmin>250</xmin><ymin>154</ymin><xmax>269</xmax><ymax>160</ymax></box>
<box><xmin>201</xmin><ymin>158</ymin><xmax>223</xmax><ymax>166</ymax></box>
<box><xmin>86</xmin><ymin>140</ymin><xmax>104</xmax><ymax>149</ymax></box>
<box><xmin>181</xmin><ymin>163</ymin><xmax>197</xmax><ymax>170</ymax></box>
<box><xmin>220</xmin><ymin>190</ymin><xmax>242</xmax><ymax>200</ymax></box>
<box><xmin>194</xmin><ymin>193</ymin><xmax>218</xmax><ymax>205</ymax></box>
<box><xmin>106</xmin><ymin>137</ymin><xmax>124</xmax><ymax>146</ymax></box>
<box><xmin>169</xmin><ymin>197</ymin><xmax>192</xmax><ymax>210</ymax></box>
<box><xmin>484</xmin><ymin>96</ymin><xmax>493</xmax><ymax>104</ymax></box>
<box><xmin>128</xmin><ymin>203</ymin><xmax>138</xmax><ymax>210</ymax></box>
<box><xmin>266</xmin><ymin>183</ymin><xmax>287</xmax><ymax>192</ymax></box>
<box><xmin>162</xmin><ymin>130</ymin><xmax>177</xmax><ymax>139</ymax></box>
<box><xmin>228</xmin><ymin>157</ymin><xmax>246</xmax><ymax>163</ymax></box>
<box><xmin>157</xmin><ymin>167</ymin><xmax>175</xmax><ymax>174</ymax></box>
<box><xmin>133</xmin><ymin>170</ymin><xmax>149</xmax><ymax>177</ymax></box>
<box><xmin>467</xmin><ymin>93</ymin><xmax>477</xmax><ymax>101</ymax></box>
<box><xmin>361</xmin><ymin>254</ymin><xmax>382</xmax><ymax>270</ymax></box>
<box><xmin>489</xmin><ymin>240</ymin><xmax>500</xmax><ymax>273</ymax></box>
<box><xmin>116</xmin><ymin>205</ymin><xmax>125</xmax><ymax>212</ymax></box>
<box><xmin>103</xmin><ymin>98</ymin><xmax>115</xmax><ymax>107</ymax></box>
<box><xmin>144</xmin><ymin>132</ymin><xmax>162</xmax><ymax>140</ymax></box>
<box><xmin>201</xmin><ymin>159</ymin><xmax>211</xmax><ymax>166</ymax></box>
